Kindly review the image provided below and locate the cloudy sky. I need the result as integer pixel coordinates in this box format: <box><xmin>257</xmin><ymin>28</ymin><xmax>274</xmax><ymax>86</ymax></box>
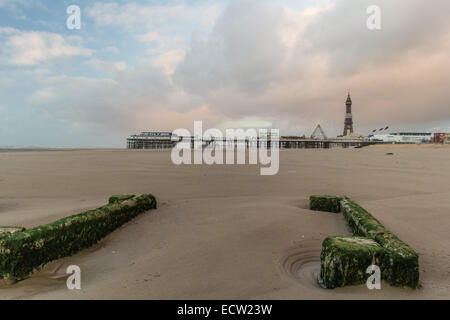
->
<box><xmin>0</xmin><ymin>0</ymin><xmax>449</xmax><ymax>147</ymax></box>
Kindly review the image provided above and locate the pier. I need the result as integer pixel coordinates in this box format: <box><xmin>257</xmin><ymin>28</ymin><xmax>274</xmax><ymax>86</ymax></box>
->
<box><xmin>127</xmin><ymin>134</ymin><xmax>372</xmax><ymax>150</ymax></box>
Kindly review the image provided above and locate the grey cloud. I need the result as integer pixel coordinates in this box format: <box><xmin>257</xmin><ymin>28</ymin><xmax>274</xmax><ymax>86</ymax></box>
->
<box><xmin>303</xmin><ymin>0</ymin><xmax>450</xmax><ymax>74</ymax></box>
<box><xmin>174</xmin><ymin>0</ymin><xmax>287</xmax><ymax>94</ymax></box>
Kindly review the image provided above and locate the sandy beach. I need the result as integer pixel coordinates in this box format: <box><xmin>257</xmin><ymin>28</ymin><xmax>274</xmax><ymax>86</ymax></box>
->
<box><xmin>1</xmin><ymin>145</ymin><xmax>450</xmax><ymax>299</ymax></box>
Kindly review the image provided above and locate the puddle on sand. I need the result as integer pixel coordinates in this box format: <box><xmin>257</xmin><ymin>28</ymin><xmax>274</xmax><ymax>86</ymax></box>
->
<box><xmin>280</xmin><ymin>239</ymin><xmax>323</xmax><ymax>290</ymax></box>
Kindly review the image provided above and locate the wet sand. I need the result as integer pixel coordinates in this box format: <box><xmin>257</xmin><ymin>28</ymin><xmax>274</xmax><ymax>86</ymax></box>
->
<box><xmin>0</xmin><ymin>146</ymin><xmax>449</xmax><ymax>299</ymax></box>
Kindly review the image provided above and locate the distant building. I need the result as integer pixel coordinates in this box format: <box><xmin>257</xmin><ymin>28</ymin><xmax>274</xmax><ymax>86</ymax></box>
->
<box><xmin>432</xmin><ymin>133</ymin><xmax>446</xmax><ymax>143</ymax></box>
<box><xmin>126</xmin><ymin>132</ymin><xmax>178</xmax><ymax>149</ymax></box>
<box><xmin>368</xmin><ymin>132</ymin><xmax>433</xmax><ymax>144</ymax></box>
<box><xmin>336</xmin><ymin>132</ymin><xmax>366</xmax><ymax>140</ymax></box>
<box><xmin>432</xmin><ymin>133</ymin><xmax>450</xmax><ymax>144</ymax></box>
<box><xmin>445</xmin><ymin>133</ymin><xmax>450</xmax><ymax>144</ymax></box>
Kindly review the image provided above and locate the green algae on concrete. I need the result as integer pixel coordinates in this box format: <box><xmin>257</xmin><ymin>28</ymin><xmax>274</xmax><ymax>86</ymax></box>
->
<box><xmin>108</xmin><ymin>194</ymin><xmax>136</xmax><ymax>204</ymax></box>
<box><xmin>310</xmin><ymin>195</ymin><xmax>342</xmax><ymax>213</ymax></box>
<box><xmin>0</xmin><ymin>194</ymin><xmax>157</xmax><ymax>282</ymax></box>
<box><xmin>319</xmin><ymin>236</ymin><xmax>385</xmax><ymax>289</ymax></box>
<box><xmin>340</xmin><ymin>198</ymin><xmax>419</xmax><ymax>288</ymax></box>
<box><xmin>0</xmin><ymin>227</ymin><xmax>26</xmax><ymax>235</ymax></box>
<box><xmin>313</xmin><ymin>194</ymin><xmax>420</xmax><ymax>289</ymax></box>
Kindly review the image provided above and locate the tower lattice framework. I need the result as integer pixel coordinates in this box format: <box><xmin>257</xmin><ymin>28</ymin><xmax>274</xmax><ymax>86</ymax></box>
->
<box><xmin>343</xmin><ymin>93</ymin><xmax>354</xmax><ymax>136</ymax></box>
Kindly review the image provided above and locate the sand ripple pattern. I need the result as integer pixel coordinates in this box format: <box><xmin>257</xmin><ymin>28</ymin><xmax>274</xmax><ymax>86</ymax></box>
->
<box><xmin>281</xmin><ymin>239</ymin><xmax>322</xmax><ymax>289</ymax></box>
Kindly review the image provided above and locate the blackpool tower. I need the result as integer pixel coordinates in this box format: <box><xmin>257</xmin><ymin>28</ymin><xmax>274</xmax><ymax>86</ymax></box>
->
<box><xmin>343</xmin><ymin>93</ymin><xmax>354</xmax><ymax>136</ymax></box>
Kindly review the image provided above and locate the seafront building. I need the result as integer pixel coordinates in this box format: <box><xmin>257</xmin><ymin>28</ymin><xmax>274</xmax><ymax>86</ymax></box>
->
<box><xmin>432</xmin><ymin>132</ymin><xmax>450</xmax><ymax>144</ymax></box>
<box><xmin>368</xmin><ymin>132</ymin><xmax>433</xmax><ymax>143</ymax></box>
<box><xmin>126</xmin><ymin>132</ymin><xmax>177</xmax><ymax>149</ymax></box>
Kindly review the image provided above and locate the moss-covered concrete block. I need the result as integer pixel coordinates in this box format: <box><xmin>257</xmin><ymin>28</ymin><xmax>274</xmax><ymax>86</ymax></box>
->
<box><xmin>0</xmin><ymin>194</ymin><xmax>157</xmax><ymax>281</ymax></box>
<box><xmin>108</xmin><ymin>194</ymin><xmax>136</xmax><ymax>204</ymax></box>
<box><xmin>310</xmin><ymin>195</ymin><xmax>342</xmax><ymax>213</ymax></box>
<box><xmin>340</xmin><ymin>198</ymin><xmax>419</xmax><ymax>288</ymax></box>
<box><xmin>319</xmin><ymin>236</ymin><xmax>385</xmax><ymax>289</ymax></box>
<box><xmin>0</xmin><ymin>227</ymin><xmax>26</xmax><ymax>235</ymax></box>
